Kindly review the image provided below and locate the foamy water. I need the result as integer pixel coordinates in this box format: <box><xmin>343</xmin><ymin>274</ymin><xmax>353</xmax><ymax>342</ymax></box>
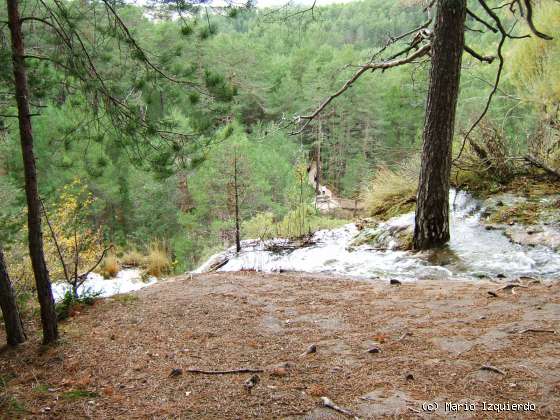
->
<box><xmin>52</xmin><ymin>268</ymin><xmax>157</xmax><ymax>301</ymax></box>
<box><xmin>196</xmin><ymin>190</ymin><xmax>560</xmax><ymax>281</ymax></box>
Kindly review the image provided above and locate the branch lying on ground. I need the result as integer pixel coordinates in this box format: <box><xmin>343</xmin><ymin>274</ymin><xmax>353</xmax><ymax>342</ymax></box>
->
<box><xmin>187</xmin><ymin>368</ymin><xmax>264</xmax><ymax>374</ymax></box>
<box><xmin>292</xmin><ymin>44</ymin><xmax>431</xmax><ymax>135</ymax></box>
<box><xmin>187</xmin><ymin>343</ymin><xmax>317</xmax><ymax>374</ymax></box>
<box><xmin>524</xmin><ymin>155</ymin><xmax>560</xmax><ymax>180</ymax></box>
<box><xmin>480</xmin><ymin>364</ymin><xmax>506</xmax><ymax>375</ymax></box>
<box><xmin>513</xmin><ymin>328</ymin><xmax>556</xmax><ymax>334</ymax></box>
<box><xmin>496</xmin><ymin>283</ymin><xmax>528</xmax><ymax>294</ymax></box>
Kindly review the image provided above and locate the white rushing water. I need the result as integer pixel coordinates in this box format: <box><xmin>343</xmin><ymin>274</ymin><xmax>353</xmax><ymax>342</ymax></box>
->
<box><xmin>52</xmin><ymin>268</ymin><xmax>157</xmax><ymax>301</ymax></box>
<box><xmin>196</xmin><ymin>190</ymin><xmax>560</xmax><ymax>281</ymax></box>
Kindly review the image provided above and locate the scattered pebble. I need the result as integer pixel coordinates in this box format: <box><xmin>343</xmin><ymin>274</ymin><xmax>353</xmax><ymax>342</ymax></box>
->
<box><xmin>244</xmin><ymin>374</ymin><xmax>260</xmax><ymax>391</ymax></box>
<box><xmin>269</xmin><ymin>367</ymin><xmax>288</xmax><ymax>377</ymax></box>
<box><xmin>300</xmin><ymin>344</ymin><xmax>317</xmax><ymax>357</ymax></box>
<box><xmin>390</xmin><ymin>279</ymin><xmax>402</xmax><ymax>285</ymax></box>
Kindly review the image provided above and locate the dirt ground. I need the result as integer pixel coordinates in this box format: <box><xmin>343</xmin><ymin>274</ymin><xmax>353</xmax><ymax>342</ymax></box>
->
<box><xmin>1</xmin><ymin>272</ymin><xmax>559</xmax><ymax>419</ymax></box>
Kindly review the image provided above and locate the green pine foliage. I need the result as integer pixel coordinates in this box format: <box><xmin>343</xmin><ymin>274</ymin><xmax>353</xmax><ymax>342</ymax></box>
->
<box><xmin>0</xmin><ymin>0</ymin><xmax>558</xmax><ymax>276</ymax></box>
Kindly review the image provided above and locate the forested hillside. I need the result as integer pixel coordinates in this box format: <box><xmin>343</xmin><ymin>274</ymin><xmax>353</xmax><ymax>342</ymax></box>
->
<box><xmin>1</xmin><ymin>0</ymin><xmax>558</xmax><ymax>278</ymax></box>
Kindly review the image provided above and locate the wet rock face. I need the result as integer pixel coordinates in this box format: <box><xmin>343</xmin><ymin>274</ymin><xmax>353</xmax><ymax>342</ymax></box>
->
<box><xmin>504</xmin><ymin>225</ymin><xmax>560</xmax><ymax>250</ymax></box>
<box><xmin>479</xmin><ymin>193</ymin><xmax>560</xmax><ymax>250</ymax></box>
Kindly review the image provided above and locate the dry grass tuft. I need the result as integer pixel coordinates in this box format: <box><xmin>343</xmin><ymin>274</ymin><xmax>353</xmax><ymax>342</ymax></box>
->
<box><xmin>145</xmin><ymin>243</ymin><xmax>171</xmax><ymax>278</ymax></box>
<box><xmin>99</xmin><ymin>254</ymin><xmax>120</xmax><ymax>279</ymax></box>
<box><xmin>121</xmin><ymin>249</ymin><xmax>145</xmax><ymax>267</ymax></box>
<box><xmin>362</xmin><ymin>156</ymin><xmax>420</xmax><ymax>220</ymax></box>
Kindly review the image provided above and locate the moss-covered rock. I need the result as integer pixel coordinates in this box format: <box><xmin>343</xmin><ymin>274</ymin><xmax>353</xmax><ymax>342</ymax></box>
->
<box><xmin>348</xmin><ymin>218</ymin><xmax>414</xmax><ymax>251</ymax></box>
<box><xmin>368</xmin><ymin>195</ymin><xmax>416</xmax><ymax>221</ymax></box>
<box><xmin>479</xmin><ymin>192</ymin><xmax>560</xmax><ymax>250</ymax></box>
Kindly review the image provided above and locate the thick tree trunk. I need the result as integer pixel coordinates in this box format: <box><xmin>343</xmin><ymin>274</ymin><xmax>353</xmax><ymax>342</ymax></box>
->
<box><xmin>315</xmin><ymin>120</ymin><xmax>322</xmax><ymax>195</ymax></box>
<box><xmin>233</xmin><ymin>150</ymin><xmax>241</xmax><ymax>253</ymax></box>
<box><xmin>7</xmin><ymin>0</ymin><xmax>58</xmax><ymax>343</ymax></box>
<box><xmin>413</xmin><ymin>0</ymin><xmax>466</xmax><ymax>250</ymax></box>
<box><xmin>0</xmin><ymin>247</ymin><xmax>26</xmax><ymax>346</ymax></box>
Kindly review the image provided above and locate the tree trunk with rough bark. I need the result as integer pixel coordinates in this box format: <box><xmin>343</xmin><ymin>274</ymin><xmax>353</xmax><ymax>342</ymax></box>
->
<box><xmin>413</xmin><ymin>0</ymin><xmax>466</xmax><ymax>250</ymax></box>
<box><xmin>0</xmin><ymin>247</ymin><xmax>26</xmax><ymax>346</ymax></box>
<box><xmin>233</xmin><ymin>150</ymin><xmax>241</xmax><ymax>253</ymax></box>
<box><xmin>7</xmin><ymin>0</ymin><xmax>58</xmax><ymax>343</ymax></box>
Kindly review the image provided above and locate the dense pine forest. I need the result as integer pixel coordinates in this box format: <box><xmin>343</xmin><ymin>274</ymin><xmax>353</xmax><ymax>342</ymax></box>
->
<box><xmin>2</xmin><ymin>0</ymin><xmax>558</xmax><ymax>274</ymax></box>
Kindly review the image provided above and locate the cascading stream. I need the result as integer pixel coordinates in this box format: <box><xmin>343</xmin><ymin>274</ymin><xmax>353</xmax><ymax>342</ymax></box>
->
<box><xmin>196</xmin><ymin>190</ymin><xmax>560</xmax><ymax>280</ymax></box>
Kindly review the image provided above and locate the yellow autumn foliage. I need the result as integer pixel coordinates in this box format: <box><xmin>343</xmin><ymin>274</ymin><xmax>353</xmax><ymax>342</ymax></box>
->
<box><xmin>5</xmin><ymin>179</ymin><xmax>108</xmax><ymax>291</ymax></box>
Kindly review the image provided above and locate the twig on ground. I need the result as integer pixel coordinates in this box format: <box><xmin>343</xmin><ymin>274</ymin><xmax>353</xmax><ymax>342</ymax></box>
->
<box><xmin>497</xmin><ymin>283</ymin><xmax>528</xmax><ymax>291</ymax></box>
<box><xmin>187</xmin><ymin>368</ymin><xmax>264</xmax><ymax>374</ymax></box>
<box><xmin>408</xmin><ymin>406</ymin><xmax>423</xmax><ymax>414</ymax></box>
<box><xmin>480</xmin><ymin>364</ymin><xmax>506</xmax><ymax>375</ymax></box>
<box><xmin>517</xmin><ymin>328</ymin><xmax>556</xmax><ymax>334</ymax></box>
<box><xmin>320</xmin><ymin>396</ymin><xmax>360</xmax><ymax>419</ymax></box>
<box><xmin>169</xmin><ymin>368</ymin><xmax>183</xmax><ymax>377</ymax></box>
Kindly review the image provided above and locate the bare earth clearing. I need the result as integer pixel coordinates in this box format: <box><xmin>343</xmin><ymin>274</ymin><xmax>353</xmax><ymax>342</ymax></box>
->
<box><xmin>1</xmin><ymin>272</ymin><xmax>559</xmax><ymax>419</ymax></box>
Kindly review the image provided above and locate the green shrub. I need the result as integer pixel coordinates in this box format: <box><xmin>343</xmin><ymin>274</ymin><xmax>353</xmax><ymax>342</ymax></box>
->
<box><xmin>243</xmin><ymin>207</ymin><xmax>348</xmax><ymax>240</ymax></box>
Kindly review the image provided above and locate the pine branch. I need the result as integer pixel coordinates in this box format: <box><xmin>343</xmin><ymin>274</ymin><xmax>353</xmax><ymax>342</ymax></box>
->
<box><xmin>292</xmin><ymin>44</ymin><xmax>431</xmax><ymax>135</ymax></box>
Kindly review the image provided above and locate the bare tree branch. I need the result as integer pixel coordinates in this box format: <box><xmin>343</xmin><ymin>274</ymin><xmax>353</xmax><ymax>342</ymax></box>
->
<box><xmin>40</xmin><ymin>198</ymin><xmax>70</xmax><ymax>283</ymax></box>
<box><xmin>78</xmin><ymin>245</ymin><xmax>113</xmax><ymax>286</ymax></box>
<box><xmin>292</xmin><ymin>44</ymin><xmax>431</xmax><ymax>135</ymax></box>
<box><xmin>370</xmin><ymin>19</ymin><xmax>432</xmax><ymax>61</ymax></box>
<box><xmin>464</xmin><ymin>45</ymin><xmax>495</xmax><ymax>63</ymax></box>
<box><xmin>467</xmin><ymin>8</ymin><xmax>498</xmax><ymax>33</ymax></box>
<box><xmin>523</xmin><ymin>0</ymin><xmax>553</xmax><ymax>40</ymax></box>
<box><xmin>454</xmin><ymin>0</ymin><xmax>551</xmax><ymax>163</ymax></box>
